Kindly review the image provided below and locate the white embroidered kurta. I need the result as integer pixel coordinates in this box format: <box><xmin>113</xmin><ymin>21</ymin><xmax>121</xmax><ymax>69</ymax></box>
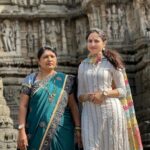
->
<box><xmin>78</xmin><ymin>57</ymin><xmax>130</xmax><ymax>150</ymax></box>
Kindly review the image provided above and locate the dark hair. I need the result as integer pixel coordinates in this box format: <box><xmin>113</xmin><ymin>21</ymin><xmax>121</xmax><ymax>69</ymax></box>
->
<box><xmin>37</xmin><ymin>46</ymin><xmax>57</xmax><ymax>59</ymax></box>
<box><xmin>86</xmin><ymin>28</ymin><xmax>107</xmax><ymax>41</ymax></box>
<box><xmin>86</xmin><ymin>28</ymin><xmax>124</xmax><ymax>69</ymax></box>
<box><xmin>102</xmin><ymin>49</ymin><xmax>124</xmax><ymax>69</ymax></box>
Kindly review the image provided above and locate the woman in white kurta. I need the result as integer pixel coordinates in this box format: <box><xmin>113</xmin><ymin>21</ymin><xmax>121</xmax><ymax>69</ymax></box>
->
<box><xmin>78</xmin><ymin>28</ymin><xmax>130</xmax><ymax>150</ymax></box>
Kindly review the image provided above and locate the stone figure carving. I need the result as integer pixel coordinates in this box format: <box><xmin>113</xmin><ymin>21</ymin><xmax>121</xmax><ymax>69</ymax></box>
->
<box><xmin>120</xmin><ymin>25</ymin><xmax>125</xmax><ymax>39</ymax></box>
<box><xmin>18</xmin><ymin>0</ymin><xmax>27</xmax><ymax>6</ymax></box>
<box><xmin>0</xmin><ymin>78</ymin><xmax>17</xmax><ymax>149</ymax></box>
<box><xmin>29</xmin><ymin>0</ymin><xmax>42</xmax><ymax>6</ymax></box>
<box><xmin>87</xmin><ymin>13</ymin><xmax>94</xmax><ymax>27</ymax></box>
<box><xmin>45</xmin><ymin>20</ymin><xmax>60</xmax><ymax>49</ymax></box>
<box><xmin>39</xmin><ymin>19</ymin><xmax>46</xmax><ymax>46</ymax></box>
<box><xmin>11</xmin><ymin>0</ymin><xmax>18</xmax><ymax>4</ymax></box>
<box><xmin>76</xmin><ymin>20</ymin><xmax>86</xmax><ymax>53</ymax></box>
<box><xmin>11</xmin><ymin>0</ymin><xmax>42</xmax><ymax>7</ymax></box>
<box><xmin>106</xmin><ymin>5</ymin><xmax>125</xmax><ymax>40</ymax></box>
<box><xmin>143</xmin><ymin>0</ymin><xmax>150</xmax><ymax>36</ymax></box>
<box><xmin>107</xmin><ymin>22</ymin><xmax>112</xmax><ymax>39</ymax></box>
<box><xmin>1</xmin><ymin>20</ymin><xmax>16</xmax><ymax>52</ymax></box>
<box><xmin>26</xmin><ymin>24</ymin><xmax>35</xmax><ymax>53</ymax></box>
<box><xmin>112</xmin><ymin>4</ymin><xmax>116</xmax><ymax>15</ymax></box>
<box><xmin>112</xmin><ymin>21</ymin><xmax>119</xmax><ymax>39</ymax></box>
<box><xmin>0</xmin><ymin>23</ymin><xmax>4</xmax><ymax>51</ymax></box>
<box><xmin>106</xmin><ymin>8</ymin><xmax>111</xmax><ymax>21</ymax></box>
<box><xmin>118</xmin><ymin>7</ymin><xmax>124</xmax><ymax>23</ymax></box>
<box><xmin>142</xmin><ymin>66</ymin><xmax>150</xmax><ymax>90</ymax></box>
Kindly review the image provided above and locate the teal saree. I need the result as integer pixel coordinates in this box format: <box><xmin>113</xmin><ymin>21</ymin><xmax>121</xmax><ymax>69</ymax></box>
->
<box><xmin>21</xmin><ymin>72</ymin><xmax>75</xmax><ymax>150</ymax></box>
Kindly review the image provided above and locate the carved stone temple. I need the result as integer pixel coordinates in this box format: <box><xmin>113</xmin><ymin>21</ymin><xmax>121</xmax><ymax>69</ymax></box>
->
<box><xmin>0</xmin><ymin>78</ymin><xmax>17</xmax><ymax>149</ymax></box>
<box><xmin>0</xmin><ymin>0</ymin><xmax>150</xmax><ymax>149</ymax></box>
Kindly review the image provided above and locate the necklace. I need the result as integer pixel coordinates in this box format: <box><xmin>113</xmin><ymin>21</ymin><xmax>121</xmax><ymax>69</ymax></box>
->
<box><xmin>43</xmin><ymin>76</ymin><xmax>57</xmax><ymax>103</ymax></box>
<box><xmin>88</xmin><ymin>52</ymin><xmax>103</xmax><ymax>64</ymax></box>
<box><xmin>38</xmin><ymin>72</ymin><xmax>57</xmax><ymax>103</ymax></box>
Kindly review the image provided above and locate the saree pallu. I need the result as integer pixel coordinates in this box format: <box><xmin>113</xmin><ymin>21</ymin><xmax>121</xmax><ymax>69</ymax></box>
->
<box><xmin>24</xmin><ymin>72</ymin><xmax>75</xmax><ymax>150</ymax></box>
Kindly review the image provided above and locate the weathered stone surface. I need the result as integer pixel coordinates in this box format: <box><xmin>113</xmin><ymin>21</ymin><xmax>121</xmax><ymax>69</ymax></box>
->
<box><xmin>0</xmin><ymin>78</ymin><xmax>17</xmax><ymax>150</ymax></box>
<box><xmin>0</xmin><ymin>0</ymin><xmax>150</xmax><ymax>148</ymax></box>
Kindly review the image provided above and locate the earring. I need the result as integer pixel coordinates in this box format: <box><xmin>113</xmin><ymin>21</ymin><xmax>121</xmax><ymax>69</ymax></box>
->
<box><xmin>102</xmin><ymin>47</ymin><xmax>105</xmax><ymax>52</ymax></box>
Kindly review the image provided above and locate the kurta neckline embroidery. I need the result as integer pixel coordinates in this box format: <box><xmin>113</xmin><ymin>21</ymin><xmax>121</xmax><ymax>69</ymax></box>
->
<box><xmin>83</xmin><ymin>56</ymin><xmax>106</xmax><ymax>64</ymax></box>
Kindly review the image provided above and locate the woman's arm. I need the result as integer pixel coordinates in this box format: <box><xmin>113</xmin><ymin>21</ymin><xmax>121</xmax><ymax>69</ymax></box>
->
<box><xmin>17</xmin><ymin>93</ymin><xmax>29</xmax><ymax>149</ymax></box>
<box><xmin>92</xmin><ymin>69</ymin><xmax>126</xmax><ymax>104</ymax></box>
<box><xmin>68</xmin><ymin>93</ymin><xmax>82</xmax><ymax>148</ymax></box>
<box><xmin>100</xmin><ymin>69</ymin><xmax>126</xmax><ymax>99</ymax></box>
<box><xmin>108</xmin><ymin>68</ymin><xmax>126</xmax><ymax>98</ymax></box>
<box><xmin>68</xmin><ymin>93</ymin><xmax>81</xmax><ymax>127</ymax></box>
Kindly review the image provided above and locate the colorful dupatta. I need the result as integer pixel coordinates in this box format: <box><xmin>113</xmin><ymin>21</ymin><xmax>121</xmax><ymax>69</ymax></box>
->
<box><xmin>120</xmin><ymin>69</ymin><xmax>143</xmax><ymax>150</ymax></box>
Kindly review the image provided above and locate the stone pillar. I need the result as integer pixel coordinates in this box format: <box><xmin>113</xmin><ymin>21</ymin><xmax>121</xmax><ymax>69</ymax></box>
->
<box><xmin>0</xmin><ymin>78</ymin><xmax>17</xmax><ymax>150</ymax></box>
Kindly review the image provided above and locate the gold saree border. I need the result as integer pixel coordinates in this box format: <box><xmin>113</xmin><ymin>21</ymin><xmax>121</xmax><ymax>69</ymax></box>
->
<box><xmin>39</xmin><ymin>75</ymin><xmax>68</xmax><ymax>150</ymax></box>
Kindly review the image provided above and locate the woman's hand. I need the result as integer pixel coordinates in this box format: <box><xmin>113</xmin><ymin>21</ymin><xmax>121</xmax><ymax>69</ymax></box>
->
<box><xmin>89</xmin><ymin>91</ymin><xmax>105</xmax><ymax>104</ymax></box>
<box><xmin>75</xmin><ymin>130</ymin><xmax>83</xmax><ymax>149</ymax></box>
<box><xmin>17</xmin><ymin>129</ymin><xmax>28</xmax><ymax>150</ymax></box>
<box><xmin>79</xmin><ymin>94</ymin><xmax>94</xmax><ymax>102</ymax></box>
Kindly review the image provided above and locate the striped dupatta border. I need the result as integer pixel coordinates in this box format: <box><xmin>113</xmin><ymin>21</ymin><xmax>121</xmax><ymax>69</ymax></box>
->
<box><xmin>120</xmin><ymin>69</ymin><xmax>143</xmax><ymax>150</ymax></box>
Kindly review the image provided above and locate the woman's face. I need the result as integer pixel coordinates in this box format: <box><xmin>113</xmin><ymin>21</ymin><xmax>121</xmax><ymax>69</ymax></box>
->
<box><xmin>38</xmin><ymin>50</ymin><xmax>57</xmax><ymax>71</ymax></box>
<box><xmin>87</xmin><ymin>32</ymin><xmax>106</xmax><ymax>55</ymax></box>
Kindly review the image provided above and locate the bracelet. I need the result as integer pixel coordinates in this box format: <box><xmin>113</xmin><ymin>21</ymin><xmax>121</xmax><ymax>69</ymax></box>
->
<box><xmin>75</xmin><ymin>126</ymin><xmax>81</xmax><ymax>130</ymax></box>
<box><xmin>18</xmin><ymin>124</ymin><xmax>25</xmax><ymax>130</ymax></box>
<box><xmin>102</xmin><ymin>90</ymin><xmax>108</xmax><ymax>98</ymax></box>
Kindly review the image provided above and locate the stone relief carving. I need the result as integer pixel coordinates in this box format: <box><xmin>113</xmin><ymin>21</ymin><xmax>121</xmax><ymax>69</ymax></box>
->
<box><xmin>143</xmin><ymin>0</ymin><xmax>150</xmax><ymax>37</ymax></box>
<box><xmin>136</xmin><ymin>0</ymin><xmax>150</xmax><ymax>37</ymax></box>
<box><xmin>142</xmin><ymin>66</ymin><xmax>150</xmax><ymax>90</ymax></box>
<box><xmin>39</xmin><ymin>19</ymin><xmax>46</xmax><ymax>46</ymax></box>
<box><xmin>4</xmin><ymin>87</ymin><xmax>20</xmax><ymax>105</ymax></box>
<box><xmin>0</xmin><ymin>78</ymin><xmax>17</xmax><ymax>149</ymax></box>
<box><xmin>76</xmin><ymin>19</ymin><xmax>87</xmax><ymax>54</ymax></box>
<box><xmin>45</xmin><ymin>20</ymin><xmax>60</xmax><ymax>49</ymax></box>
<box><xmin>87</xmin><ymin>4</ymin><xmax>101</xmax><ymax>28</ymax></box>
<box><xmin>0</xmin><ymin>23</ymin><xmax>4</xmax><ymax>52</ymax></box>
<box><xmin>26</xmin><ymin>24</ymin><xmax>35</xmax><ymax>54</ymax></box>
<box><xmin>106</xmin><ymin>4</ymin><xmax>126</xmax><ymax>40</ymax></box>
<box><xmin>1</xmin><ymin>20</ymin><xmax>16</xmax><ymax>52</ymax></box>
<box><xmin>60</xmin><ymin>19</ymin><xmax>67</xmax><ymax>54</ymax></box>
<box><xmin>17</xmin><ymin>0</ymin><xmax>27</xmax><ymax>6</ymax></box>
<box><xmin>126</xmin><ymin>4</ymin><xmax>138</xmax><ymax>39</ymax></box>
<box><xmin>11</xmin><ymin>0</ymin><xmax>18</xmax><ymax>4</ymax></box>
<box><xmin>29</xmin><ymin>0</ymin><xmax>41</xmax><ymax>6</ymax></box>
<box><xmin>107</xmin><ymin>22</ymin><xmax>112</xmax><ymax>39</ymax></box>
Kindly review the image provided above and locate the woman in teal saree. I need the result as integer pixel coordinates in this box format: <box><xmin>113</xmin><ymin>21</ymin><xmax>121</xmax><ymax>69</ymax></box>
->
<box><xmin>17</xmin><ymin>46</ymin><xmax>81</xmax><ymax>150</ymax></box>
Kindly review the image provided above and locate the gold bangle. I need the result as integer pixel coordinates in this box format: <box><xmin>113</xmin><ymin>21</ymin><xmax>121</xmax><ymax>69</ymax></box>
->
<box><xmin>75</xmin><ymin>126</ymin><xmax>81</xmax><ymax>130</ymax></box>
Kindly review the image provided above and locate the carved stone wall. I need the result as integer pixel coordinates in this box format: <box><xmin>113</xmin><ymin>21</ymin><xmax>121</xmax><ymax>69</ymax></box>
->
<box><xmin>0</xmin><ymin>0</ymin><xmax>150</xmax><ymax>148</ymax></box>
<box><xmin>0</xmin><ymin>78</ymin><xmax>17</xmax><ymax>149</ymax></box>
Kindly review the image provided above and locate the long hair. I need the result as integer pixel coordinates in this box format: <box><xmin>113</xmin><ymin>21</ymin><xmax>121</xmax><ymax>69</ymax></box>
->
<box><xmin>86</xmin><ymin>28</ymin><xmax>124</xmax><ymax>69</ymax></box>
